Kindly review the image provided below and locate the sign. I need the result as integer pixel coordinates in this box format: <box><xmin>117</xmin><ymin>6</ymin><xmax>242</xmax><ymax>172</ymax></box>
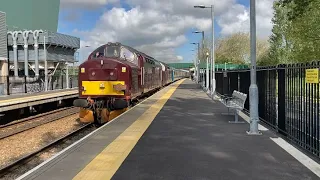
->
<box><xmin>223</xmin><ymin>72</ymin><xmax>227</xmax><ymax>77</ymax></box>
<box><xmin>305</xmin><ymin>68</ymin><xmax>319</xmax><ymax>83</ymax></box>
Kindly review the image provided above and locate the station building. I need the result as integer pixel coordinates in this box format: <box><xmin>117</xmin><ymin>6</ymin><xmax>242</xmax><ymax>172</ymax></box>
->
<box><xmin>0</xmin><ymin>0</ymin><xmax>80</xmax><ymax>94</ymax></box>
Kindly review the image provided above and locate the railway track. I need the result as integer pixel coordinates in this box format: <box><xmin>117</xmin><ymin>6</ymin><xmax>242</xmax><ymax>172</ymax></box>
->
<box><xmin>0</xmin><ymin>106</ymin><xmax>79</xmax><ymax>140</ymax></box>
<box><xmin>0</xmin><ymin>122</ymin><xmax>95</xmax><ymax>179</ymax></box>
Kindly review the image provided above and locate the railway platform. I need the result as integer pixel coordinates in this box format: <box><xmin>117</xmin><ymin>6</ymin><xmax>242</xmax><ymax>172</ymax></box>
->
<box><xmin>0</xmin><ymin>88</ymin><xmax>78</xmax><ymax>124</ymax></box>
<box><xmin>0</xmin><ymin>88</ymin><xmax>78</xmax><ymax>113</ymax></box>
<box><xmin>17</xmin><ymin>79</ymin><xmax>320</xmax><ymax>180</ymax></box>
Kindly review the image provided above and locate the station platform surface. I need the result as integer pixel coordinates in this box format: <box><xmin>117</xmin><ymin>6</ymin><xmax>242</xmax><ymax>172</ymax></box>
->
<box><xmin>17</xmin><ymin>79</ymin><xmax>320</xmax><ymax>180</ymax></box>
<box><xmin>0</xmin><ymin>88</ymin><xmax>78</xmax><ymax>112</ymax></box>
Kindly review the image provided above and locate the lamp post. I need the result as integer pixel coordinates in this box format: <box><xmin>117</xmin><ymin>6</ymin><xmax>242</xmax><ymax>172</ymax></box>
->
<box><xmin>194</xmin><ymin>4</ymin><xmax>215</xmax><ymax>96</ymax></box>
<box><xmin>192</xmin><ymin>31</ymin><xmax>207</xmax><ymax>89</ymax></box>
<box><xmin>247</xmin><ymin>0</ymin><xmax>261</xmax><ymax>135</ymax></box>
<box><xmin>191</xmin><ymin>50</ymin><xmax>197</xmax><ymax>82</ymax></box>
<box><xmin>191</xmin><ymin>42</ymin><xmax>200</xmax><ymax>84</ymax></box>
<box><xmin>205</xmin><ymin>51</ymin><xmax>210</xmax><ymax>91</ymax></box>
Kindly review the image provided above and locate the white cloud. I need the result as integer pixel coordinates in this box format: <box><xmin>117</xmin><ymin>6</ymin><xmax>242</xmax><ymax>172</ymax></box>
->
<box><xmin>217</xmin><ymin>0</ymin><xmax>275</xmax><ymax>39</ymax></box>
<box><xmin>67</xmin><ymin>0</ymin><xmax>275</xmax><ymax>63</ymax></box>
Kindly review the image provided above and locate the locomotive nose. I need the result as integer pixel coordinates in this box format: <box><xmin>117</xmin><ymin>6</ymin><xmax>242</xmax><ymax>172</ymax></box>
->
<box><xmin>78</xmin><ymin>59</ymin><xmax>129</xmax><ymax>97</ymax></box>
<box><xmin>87</xmin><ymin>68</ymin><xmax>118</xmax><ymax>81</ymax></box>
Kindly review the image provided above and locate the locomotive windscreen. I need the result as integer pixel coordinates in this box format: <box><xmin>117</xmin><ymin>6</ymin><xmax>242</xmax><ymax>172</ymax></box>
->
<box><xmin>105</xmin><ymin>46</ymin><xmax>120</xmax><ymax>57</ymax></box>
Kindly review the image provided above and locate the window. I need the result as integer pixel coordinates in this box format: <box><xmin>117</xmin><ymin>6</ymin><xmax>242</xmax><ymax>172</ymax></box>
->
<box><xmin>91</xmin><ymin>46</ymin><xmax>105</xmax><ymax>59</ymax></box>
<box><xmin>120</xmin><ymin>47</ymin><xmax>138</xmax><ymax>65</ymax></box>
<box><xmin>105</xmin><ymin>46</ymin><xmax>120</xmax><ymax>57</ymax></box>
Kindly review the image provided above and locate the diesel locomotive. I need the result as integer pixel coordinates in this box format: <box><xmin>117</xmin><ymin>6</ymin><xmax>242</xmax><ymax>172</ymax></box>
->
<box><xmin>73</xmin><ymin>42</ymin><xmax>189</xmax><ymax>125</ymax></box>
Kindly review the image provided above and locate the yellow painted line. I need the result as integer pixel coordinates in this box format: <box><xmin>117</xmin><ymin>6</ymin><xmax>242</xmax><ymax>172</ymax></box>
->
<box><xmin>73</xmin><ymin>79</ymin><xmax>185</xmax><ymax>180</ymax></box>
<box><xmin>0</xmin><ymin>90</ymin><xmax>77</xmax><ymax>105</ymax></box>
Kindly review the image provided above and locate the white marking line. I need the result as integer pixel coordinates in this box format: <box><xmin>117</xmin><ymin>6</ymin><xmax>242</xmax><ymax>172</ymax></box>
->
<box><xmin>238</xmin><ymin>110</ymin><xmax>320</xmax><ymax>177</ymax></box>
<box><xmin>16</xmin><ymin>81</ymin><xmax>178</xmax><ymax>180</ymax></box>
<box><xmin>270</xmin><ymin>137</ymin><xmax>320</xmax><ymax>177</ymax></box>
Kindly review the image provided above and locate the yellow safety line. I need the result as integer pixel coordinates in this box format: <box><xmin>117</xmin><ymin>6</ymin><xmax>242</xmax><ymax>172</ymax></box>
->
<box><xmin>73</xmin><ymin>79</ymin><xmax>185</xmax><ymax>180</ymax></box>
<box><xmin>0</xmin><ymin>90</ymin><xmax>77</xmax><ymax>104</ymax></box>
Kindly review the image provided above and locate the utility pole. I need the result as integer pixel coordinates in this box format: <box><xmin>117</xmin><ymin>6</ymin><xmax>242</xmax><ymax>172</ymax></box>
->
<box><xmin>247</xmin><ymin>0</ymin><xmax>261</xmax><ymax>135</ymax></box>
<box><xmin>210</xmin><ymin>5</ymin><xmax>215</xmax><ymax>97</ymax></box>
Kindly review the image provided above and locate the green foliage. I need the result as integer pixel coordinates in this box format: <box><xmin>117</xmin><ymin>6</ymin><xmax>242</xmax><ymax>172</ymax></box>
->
<box><xmin>268</xmin><ymin>0</ymin><xmax>320</xmax><ymax>65</ymax></box>
<box><xmin>214</xmin><ymin>32</ymin><xmax>269</xmax><ymax>65</ymax></box>
<box><xmin>287</xmin><ymin>0</ymin><xmax>320</xmax><ymax>62</ymax></box>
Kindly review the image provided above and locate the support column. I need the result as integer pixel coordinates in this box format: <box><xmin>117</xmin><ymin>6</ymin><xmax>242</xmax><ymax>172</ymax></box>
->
<box><xmin>0</xmin><ymin>61</ymin><xmax>8</xmax><ymax>95</ymax></box>
<box><xmin>65</xmin><ymin>62</ymin><xmax>69</xmax><ymax>89</ymax></box>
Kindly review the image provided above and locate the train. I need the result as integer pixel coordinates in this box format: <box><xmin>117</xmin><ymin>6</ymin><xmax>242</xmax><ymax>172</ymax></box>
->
<box><xmin>73</xmin><ymin>42</ymin><xmax>189</xmax><ymax>125</ymax></box>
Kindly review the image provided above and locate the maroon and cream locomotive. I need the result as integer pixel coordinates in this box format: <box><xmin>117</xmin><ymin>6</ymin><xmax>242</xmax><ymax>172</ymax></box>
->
<box><xmin>73</xmin><ymin>42</ymin><xmax>188</xmax><ymax>124</ymax></box>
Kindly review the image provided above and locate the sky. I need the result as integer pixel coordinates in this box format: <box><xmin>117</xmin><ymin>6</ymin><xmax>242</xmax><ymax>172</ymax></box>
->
<box><xmin>58</xmin><ymin>0</ymin><xmax>275</xmax><ymax>64</ymax></box>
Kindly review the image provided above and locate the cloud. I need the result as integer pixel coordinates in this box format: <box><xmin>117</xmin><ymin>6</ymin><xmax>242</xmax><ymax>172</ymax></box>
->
<box><xmin>217</xmin><ymin>0</ymin><xmax>274</xmax><ymax>39</ymax></box>
<box><xmin>73</xmin><ymin>0</ymin><xmax>236</xmax><ymax>63</ymax></box>
<box><xmin>67</xmin><ymin>0</ymin><xmax>275</xmax><ymax>63</ymax></box>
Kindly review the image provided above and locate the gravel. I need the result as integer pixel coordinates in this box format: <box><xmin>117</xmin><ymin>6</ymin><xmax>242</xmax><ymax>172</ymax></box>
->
<box><xmin>0</xmin><ymin>114</ymin><xmax>81</xmax><ymax>169</ymax></box>
<box><xmin>0</xmin><ymin>107</ymin><xmax>79</xmax><ymax>139</ymax></box>
<box><xmin>0</xmin><ymin>124</ymin><xmax>96</xmax><ymax>180</ymax></box>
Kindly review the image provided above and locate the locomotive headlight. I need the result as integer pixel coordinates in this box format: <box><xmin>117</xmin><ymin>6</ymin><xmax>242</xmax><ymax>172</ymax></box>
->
<box><xmin>100</xmin><ymin>83</ymin><xmax>105</xmax><ymax>88</ymax></box>
<box><xmin>110</xmin><ymin>72</ymin><xmax>114</xmax><ymax>76</ymax></box>
<box><xmin>91</xmin><ymin>71</ymin><xmax>95</xmax><ymax>76</ymax></box>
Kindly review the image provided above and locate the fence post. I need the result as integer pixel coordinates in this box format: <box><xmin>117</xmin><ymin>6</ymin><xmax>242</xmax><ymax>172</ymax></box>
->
<box><xmin>61</xmin><ymin>76</ymin><xmax>64</xmax><ymax>89</ymax></box>
<box><xmin>51</xmin><ymin>77</ymin><xmax>54</xmax><ymax>90</ymax></box>
<box><xmin>6</xmin><ymin>76</ymin><xmax>10</xmax><ymax>95</ymax></box>
<box><xmin>70</xmin><ymin>77</ymin><xmax>73</xmax><ymax>88</ymax></box>
<box><xmin>257</xmin><ymin>69</ymin><xmax>266</xmax><ymax>120</ymax></box>
<box><xmin>277</xmin><ymin>64</ymin><xmax>286</xmax><ymax>135</ymax></box>
<box><xmin>223</xmin><ymin>71</ymin><xmax>228</xmax><ymax>95</ymax></box>
<box><xmin>24</xmin><ymin>75</ymin><xmax>27</xmax><ymax>93</ymax></box>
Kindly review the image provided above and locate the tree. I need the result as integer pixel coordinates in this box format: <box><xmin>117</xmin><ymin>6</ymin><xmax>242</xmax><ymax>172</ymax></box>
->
<box><xmin>268</xmin><ymin>0</ymin><xmax>318</xmax><ymax>64</ymax></box>
<box><xmin>197</xmin><ymin>35</ymin><xmax>212</xmax><ymax>64</ymax></box>
<box><xmin>268</xmin><ymin>0</ymin><xmax>293</xmax><ymax>64</ymax></box>
<box><xmin>213</xmin><ymin>32</ymin><xmax>270</xmax><ymax>65</ymax></box>
<box><xmin>287</xmin><ymin>0</ymin><xmax>320</xmax><ymax>62</ymax></box>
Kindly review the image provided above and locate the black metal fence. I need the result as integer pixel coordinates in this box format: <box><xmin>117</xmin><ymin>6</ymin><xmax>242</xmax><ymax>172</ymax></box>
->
<box><xmin>214</xmin><ymin>62</ymin><xmax>320</xmax><ymax>159</ymax></box>
<box><xmin>0</xmin><ymin>75</ymin><xmax>78</xmax><ymax>95</ymax></box>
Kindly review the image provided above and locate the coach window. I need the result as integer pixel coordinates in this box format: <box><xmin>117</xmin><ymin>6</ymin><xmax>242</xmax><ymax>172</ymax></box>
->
<box><xmin>120</xmin><ymin>47</ymin><xmax>138</xmax><ymax>65</ymax></box>
<box><xmin>91</xmin><ymin>46</ymin><xmax>105</xmax><ymax>59</ymax></box>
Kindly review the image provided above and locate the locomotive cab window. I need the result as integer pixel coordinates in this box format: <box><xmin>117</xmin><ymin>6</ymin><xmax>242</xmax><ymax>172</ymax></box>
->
<box><xmin>91</xmin><ymin>46</ymin><xmax>105</xmax><ymax>59</ymax></box>
<box><xmin>105</xmin><ymin>46</ymin><xmax>120</xmax><ymax>58</ymax></box>
<box><xmin>120</xmin><ymin>47</ymin><xmax>138</xmax><ymax>66</ymax></box>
